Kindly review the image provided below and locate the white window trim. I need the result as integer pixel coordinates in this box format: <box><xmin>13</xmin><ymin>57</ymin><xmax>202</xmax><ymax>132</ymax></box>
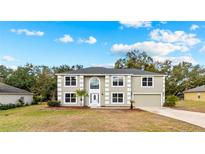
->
<box><xmin>111</xmin><ymin>92</ymin><xmax>124</xmax><ymax>104</ymax></box>
<box><xmin>141</xmin><ymin>76</ymin><xmax>154</xmax><ymax>88</ymax></box>
<box><xmin>64</xmin><ymin>76</ymin><xmax>77</xmax><ymax>87</ymax></box>
<box><xmin>64</xmin><ymin>92</ymin><xmax>77</xmax><ymax>104</ymax></box>
<box><xmin>111</xmin><ymin>76</ymin><xmax>125</xmax><ymax>87</ymax></box>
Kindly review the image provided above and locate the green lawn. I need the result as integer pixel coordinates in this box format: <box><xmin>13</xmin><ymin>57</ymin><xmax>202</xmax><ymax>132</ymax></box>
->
<box><xmin>175</xmin><ymin>100</ymin><xmax>205</xmax><ymax>113</ymax></box>
<box><xmin>0</xmin><ymin>104</ymin><xmax>204</xmax><ymax>132</ymax></box>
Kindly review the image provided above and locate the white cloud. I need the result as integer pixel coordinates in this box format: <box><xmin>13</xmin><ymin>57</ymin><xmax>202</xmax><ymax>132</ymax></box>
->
<box><xmin>150</xmin><ymin>29</ymin><xmax>200</xmax><ymax>46</ymax></box>
<box><xmin>9</xmin><ymin>65</ymin><xmax>18</xmax><ymax>70</ymax></box>
<box><xmin>57</xmin><ymin>34</ymin><xmax>74</xmax><ymax>43</ymax></box>
<box><xmin>160</xmin><ymin>21</ymin><xmax>167</xmax><ymax>24</ymax></box>
<box><xmin>10</xmin><ymin>29</ymin><xmax>44</xmax><ymax>36</ymax></box>
<box><xmin>2</xmin><ymin>55</ymin><xmax>15</xmax><ymax>62</ymax></box>
<box><xmin>91</xmin><ymin>63</ymin><xmax>114</xmax><ymax>68</ymax></box>
<box><xmin>190</xmin><ymin>24</ymin><xmax>199</xmax><ymax>31</ymax></box>
<box><xmin>119</xmin><ymin>21</ymin><xmax>152</xmax><ymax>29</ymax></box>
<box><xmin>111</xmin><ymin>41</ymin><xmax>189</xmax><ymax>56</ymax></box>
<box><xmin>153</xmin><ymin>56</ymin><xmax>197</xmax><ymax>65</ymax></box>
<box><xmin>79</xmin><ymin>36</ymin><xmax>97</xmax><ymax>44</ymax></box>
<box><xmin>199</xmin><ymin>45</ymin><xmax>205</xmax><ymax>53</ymax></box>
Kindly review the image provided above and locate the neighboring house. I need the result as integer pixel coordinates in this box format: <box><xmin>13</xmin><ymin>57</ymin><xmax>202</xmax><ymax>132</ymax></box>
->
<box><xmin>184</xmin><ymin>85</ymin><xmax>205</xmax><ymax>101</ymax></box>
<box><xmin>56</xmin><ymin>67</ymin><xmax>166</xmax><ymax>108</ymax></box>
<box><xmin>0</xmin><ymin>83</ymin><xmax>33</xmax><ymax>104</ymax></box>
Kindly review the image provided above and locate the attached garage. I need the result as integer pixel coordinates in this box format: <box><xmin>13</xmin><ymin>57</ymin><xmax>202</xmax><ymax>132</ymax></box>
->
<box><xmin>134</xmin><ymin>93</ymin><xmax>162</xmax><ymax>107</ymax></box>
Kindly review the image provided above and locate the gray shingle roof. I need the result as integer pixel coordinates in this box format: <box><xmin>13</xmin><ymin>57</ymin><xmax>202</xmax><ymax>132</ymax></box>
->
<box><xmin>184</xmin><ymin>85</ymin><xmax>205</xmax><ymax>93</ymax></box>
<box><xmin>0</xmin><ymin>83</ymin><xmax>32</xmax><ymax>95</ymax></box>
<box><xmin>57</xmin><ymin>67</ymin><xmax>164</xmax><ymax>75</ymax></box>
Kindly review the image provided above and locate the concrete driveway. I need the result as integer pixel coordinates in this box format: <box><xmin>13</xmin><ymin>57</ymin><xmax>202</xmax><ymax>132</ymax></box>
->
<box><xmin>139</xmin><ymin>107</ymin><xmax>205</xmax><ymax>128</ymax></box>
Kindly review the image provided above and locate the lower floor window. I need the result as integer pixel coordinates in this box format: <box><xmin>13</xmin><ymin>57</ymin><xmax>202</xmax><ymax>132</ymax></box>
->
<box><xmin>112</xmin><ymin>93</ymin><xmax>124</xmax><ymax>103</ymax></box>
<box><xmin>65</xmin><ymin>93</ymin><xmax>76</xmax><ymax>103</ymax></box>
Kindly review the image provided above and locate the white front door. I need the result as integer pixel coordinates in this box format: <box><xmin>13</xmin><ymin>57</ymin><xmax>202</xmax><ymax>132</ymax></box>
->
<box><xmin>91</xmin><ymin>93</ymin><xmax>99</xmax><ymax>105</ymax></box>
<box><xmin>89</xmin><ymin>77</ymin><xmax>100</xmax><ymax>106</ymax></box>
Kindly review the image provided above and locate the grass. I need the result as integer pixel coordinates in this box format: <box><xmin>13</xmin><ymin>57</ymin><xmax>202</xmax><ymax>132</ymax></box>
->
<box><xmin>0</xmin><ymin>104</ymin><xmax>204</xmax><ymax>132</ymax></box>
<box><xmin>175</xmin><ymin>100</ymin><xmax>205</xmax><ymax>113</ymax></box>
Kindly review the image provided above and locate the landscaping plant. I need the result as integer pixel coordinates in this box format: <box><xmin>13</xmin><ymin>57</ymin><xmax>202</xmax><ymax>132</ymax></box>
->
<box><xmin>164</xmin><ymin>95</ymin><xmax>179</xmax><ymax>107</ymax></box>
<box><xmin>47</xmin><ymin>100</ymin><xmax>61</xmax><ymax>107</ymax></box>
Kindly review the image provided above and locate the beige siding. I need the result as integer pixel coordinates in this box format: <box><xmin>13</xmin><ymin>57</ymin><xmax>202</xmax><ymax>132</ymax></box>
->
<box><xmin>184</xmin><ymin>92</ymin><xmax>205</xmax><ymax>101</ymax></box>
<box><xmin>106</xmin><ymin>75</ymin><xmax>130</xmax><ymax>106</ymax></box>
<box><xmin>132</xmin><ymin>76</ymin><xmax>163</xmax><ymax>93</ymax></box>
<box><xmin>57</xmin><ymin>74</ymin><xmax>165</xmax><ymax>107</ymax></box>
<box><xmin>0</xmin><ymin>94</ymin><xmax>33</xmax><ymax>104</ymax></box>
<box><xmin>59</xmin><ymin>75</ymin><xmax>81</xmax><ymax>106</ymax></box>
<box><xmin>132</xmin><ymin>76</ymin><xmax>164</xmax><ymax>107</ymax></box>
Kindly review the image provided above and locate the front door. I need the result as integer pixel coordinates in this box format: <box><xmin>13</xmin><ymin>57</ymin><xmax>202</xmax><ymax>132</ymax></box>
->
<box><xmin>91</xmin><ymin>93</ymin><xmax>99</xmax><ymax>105</ymax></box>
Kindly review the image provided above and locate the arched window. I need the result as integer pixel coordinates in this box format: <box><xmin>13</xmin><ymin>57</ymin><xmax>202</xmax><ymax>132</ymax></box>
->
<box><xmin>90</xmin><ymin>78</ymin><xmax>99</xmax><ymax>89</ymax></box>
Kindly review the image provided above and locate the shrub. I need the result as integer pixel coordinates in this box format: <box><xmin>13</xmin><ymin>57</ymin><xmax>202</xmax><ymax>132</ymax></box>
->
<box><xmin>31</xmin><ymin>96</ymin><xmax>42</xmax><ymax>105</ymax></box>
<box><xmin>0</xmin><ymin>103</ymin><xmax>16</xmax><ymax>110</ymax></box>
<box><xmin>31</xmin><ymin>100</ymin><xmax>39</xmax><ymax>105</ymax></box>
<box><xmin>47</xmin><ymin>100</ymin><xmax>61</xmax><ymax>107</ymax></box>
<box><xmin>164</xmin><ymin>95</ymin><xmax>179</xmax><ymax>107</ymax></box>
<box><xmin>18</xmin><ymin>97</ymin><xmax>25</xmax><ymax>106</ymax></box>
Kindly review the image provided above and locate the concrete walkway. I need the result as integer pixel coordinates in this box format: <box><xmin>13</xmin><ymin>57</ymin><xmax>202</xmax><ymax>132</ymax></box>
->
<box><xmin>139</xmin><ymin>107</ymin><xmax>205</xmax><ymax>128</ymax></box>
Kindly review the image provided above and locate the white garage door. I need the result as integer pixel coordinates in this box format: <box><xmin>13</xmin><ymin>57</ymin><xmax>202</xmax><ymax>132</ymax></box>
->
<box><xmin>134</xmin><ymin>94</ymin><xmax>162</xmax><ymax>107</ymax></box>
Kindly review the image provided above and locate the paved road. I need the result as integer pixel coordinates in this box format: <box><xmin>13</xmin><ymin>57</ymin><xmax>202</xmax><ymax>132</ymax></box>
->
<box><xmin>139</xmin><ymin>107</ymin><xmax>205</xmax><ymax>128</ymax></box>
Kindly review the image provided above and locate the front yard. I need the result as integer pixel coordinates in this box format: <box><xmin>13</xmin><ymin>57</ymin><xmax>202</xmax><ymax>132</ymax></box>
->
<box><xmin>0</xmin><ymin>104</ymin><xmax>204</xmax><ymax>132</ymax></box>
<box><xmin>175</xmin><ymin>100</ymin><xmax>205</xmax><ymax>113</ymax></box>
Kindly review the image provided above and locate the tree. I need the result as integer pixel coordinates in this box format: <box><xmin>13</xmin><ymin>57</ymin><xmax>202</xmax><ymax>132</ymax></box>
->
<box><xmin>75</xmin><ymin>89</ymin><xmax>88</xmax><ymax>106</ymax></box>
<box><xmin>0</xmin><ymin>65</ymin><xmax>13</xmax><ymax>82</ymax></box>
<box><xmin>32</xmin><ymin>66</ymin><xmax>56</xmax><ymax>101</ymax></box>
<box><xmin>114</xmin><ymin>50</ymin><xmax>205</xmax><ymax>97</ymax></box>
<box><xmin>114</xmin><ymin>50</ymin><xmax>157</xmax><ymax>72</ymax></box>
<box><xmin>5</xmin><ymin>64</ymin><xmax>35</xmax><ymax>91</ymax></box>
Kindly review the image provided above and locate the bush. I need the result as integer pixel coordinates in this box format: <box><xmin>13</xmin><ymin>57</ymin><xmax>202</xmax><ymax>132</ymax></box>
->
<box><xmin>0</xmin><ymin>99</ymin><xmax>30</xmax><ymax>110</ymax></box>
<box><xmin>47</xmin><ymin>100</ymin><xmax>61</xmax><ymax>107</ymax></box>
<box><xmin>0</xmin><ymin>103</ymin><xmax>17</xmax><ymax>110</ymax></box>
<box><xmin>164</xmin><ymin>95</ymin><xmax>179</xmax><ymax>107</ymax></box>
<box><xmin>18</xmin><ymin>97</ymin><xmax>25</xmax><ymax>106</ymax></box>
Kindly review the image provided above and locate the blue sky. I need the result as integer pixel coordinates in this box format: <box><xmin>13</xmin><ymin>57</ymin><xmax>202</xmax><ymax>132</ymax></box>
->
<box><xmin>0</xmin><ymin>21</ymin><xmax>205</xmax><ymax>69</ymax></box>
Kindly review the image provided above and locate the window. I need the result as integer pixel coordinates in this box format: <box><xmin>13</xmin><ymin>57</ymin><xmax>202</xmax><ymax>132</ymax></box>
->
<box><xmin>142</xmin><ymin>77</ymin><xmax>153</xmax><ymax>87</ymax></box>
<box><xmin>65</xmin><ymin>76</ymin><xmax>76</xmax><ymax>86</ymax></box>
<box><xmin>198</xmin><ymin>93</ymin><xmax>201</xmax><ymax>99</ymax></box>
<box><xmin>90</xmin><ymin>78</ymin><xmax>99</xmax><ymax>89</ymax></box>
<box><xmin>65</xmin><ymin>93</ymin><xmax>76</xmax><ymax>103</ymax></box>
<box><xmin>112</xmin><ymin>93</ymin><xmax>124</xmax><ymax>103</ymax></box>
<box><xmin>112</xmin><ymin>76</ymin><xmax>124</xmax><ymax>86</ymax></box>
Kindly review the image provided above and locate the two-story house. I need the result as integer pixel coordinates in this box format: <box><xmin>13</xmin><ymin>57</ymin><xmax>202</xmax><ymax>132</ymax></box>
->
<box><xmin>56</xmin><ymin>67</ymin><xmax>165</xmax><ymax>108</ymax></box>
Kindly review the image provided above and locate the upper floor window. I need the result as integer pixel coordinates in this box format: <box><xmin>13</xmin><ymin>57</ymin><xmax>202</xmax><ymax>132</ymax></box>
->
<box><xmin>65</xmin><ymin>76</ymin><xmax>76</xmax><ymax>86</ymax></box>
<box><xmin>112</xmin><ymin>76</ymin><xmax>124</xmax><ymax>86</ymax></box>
<box><xmin>90</xmin><ymin>78</ymin><xmax>99</xmax><ymax>89</ymax></box>
<box><xmin>142</xmin><ymin>77</ymin><xmax>153</xmax><ymax>87</ymax></box>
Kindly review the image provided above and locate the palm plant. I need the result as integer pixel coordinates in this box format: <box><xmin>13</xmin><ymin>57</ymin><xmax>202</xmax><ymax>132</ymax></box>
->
<box><xmin>75</xmin><ymin>89</ymin><xmax>88</xmax><ymax>106</ymax></box>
